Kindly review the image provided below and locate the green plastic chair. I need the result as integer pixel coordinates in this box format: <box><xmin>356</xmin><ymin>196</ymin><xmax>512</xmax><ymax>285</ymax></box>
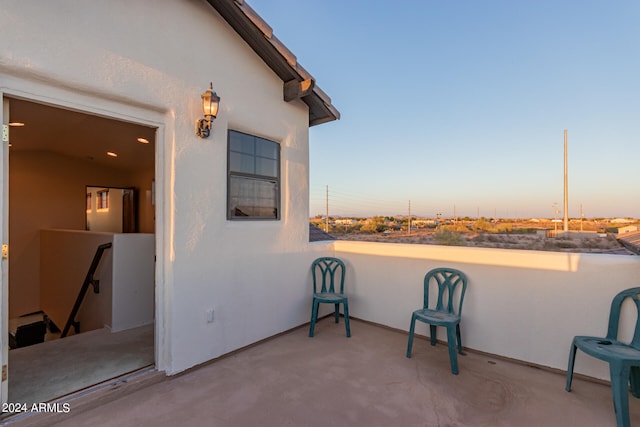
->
<box><xmin>406</xmin><ymin>267</ymin><xmax>468</xmax><ymax>375</ymax></box>
<box><xmin>309</xmin><ymin>257</ymin><xmax>350</xmax><ymax>338</ymax></box>
<box><xmin>566</xmin><ymin>287</ymin><xmax>640</xmax><ymax>427</ymax></box>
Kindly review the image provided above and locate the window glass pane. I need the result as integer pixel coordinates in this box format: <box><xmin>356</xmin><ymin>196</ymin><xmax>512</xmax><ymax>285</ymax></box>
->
<box><xmin>256</xmin><ymin>140</ymin><xmax>278</xmax><ymax>159</ymax></box>
<box><xmin>229</xmin><ymin>131</ymin><xmax>255</xmax><ymax>155</ymax></box>
<box><xmin>240</xmin><ymin>133</ymin><xmax>255</xmax><ymax>154</ymax></box>
<box><xmin>256</xmin><ymin>157</ymin><xmax>277</xmax><ymax>177</ymax></box>
<box><xmin>229</xmin><ymin>176</ymin><xmax>277</xmax><ymax>219</ymax></box>
<box><xmin>230</xmin><ymin>152</ymin><xmax>256</xmax><ymax>174</ymax></box>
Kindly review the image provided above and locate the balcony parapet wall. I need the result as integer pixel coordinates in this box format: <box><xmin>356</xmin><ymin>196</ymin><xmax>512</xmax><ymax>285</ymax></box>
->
<box><xmin>332</xmin><ymin>240</ymin><xmax>640</xmax><ymax>381</ymax></box>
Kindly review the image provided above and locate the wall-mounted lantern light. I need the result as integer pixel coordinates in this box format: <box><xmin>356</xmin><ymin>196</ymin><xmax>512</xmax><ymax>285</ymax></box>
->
<box><xmin>196</xmin><ymin>82</ymin><xmax>220</xmax><ymax>138</ymax></box>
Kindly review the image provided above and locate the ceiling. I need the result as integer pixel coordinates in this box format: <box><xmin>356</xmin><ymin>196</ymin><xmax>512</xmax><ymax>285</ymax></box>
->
<box><xmin>7</xmin><ymin>98</ymin><xmax>155</xmax><ymax>173</ymax></box>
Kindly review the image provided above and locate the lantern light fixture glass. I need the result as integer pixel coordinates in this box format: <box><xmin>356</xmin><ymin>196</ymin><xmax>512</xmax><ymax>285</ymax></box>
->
<box><xmin>196</xmin><ymin>82</ymin><xmax>220</xmax><ymax>138</ymax></box>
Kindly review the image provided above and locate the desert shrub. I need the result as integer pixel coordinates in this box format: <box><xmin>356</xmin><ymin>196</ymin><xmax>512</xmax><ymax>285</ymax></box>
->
<box><xmin>441</xmin><ymin>224</ymin><xmax>470</xmax><ymax>233</ymax></box>
<box><xmin>434</xmin><ymin>229</ymin><xmax>467</xmax><ymax>246</ymax></box>
<box><xmin>475</xmin><ymin>218</ymin><xmax>493</xmax><ymax>231</ymax></box>
<box><xmin>361</xmin><ymin>217</ymin><xmax>388</xmax><ymax>233</ymax></box>
<box><xmin>495</xmin><ymin>223</ymin><xmax>513</xmax><ymax>233</ymax></box>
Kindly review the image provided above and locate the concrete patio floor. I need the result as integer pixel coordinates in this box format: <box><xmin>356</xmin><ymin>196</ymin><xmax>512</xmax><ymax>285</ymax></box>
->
<box><xmin>8</xmin><ymin>317</ymin><xmax>640</xmax><ymax>426</ymax></box>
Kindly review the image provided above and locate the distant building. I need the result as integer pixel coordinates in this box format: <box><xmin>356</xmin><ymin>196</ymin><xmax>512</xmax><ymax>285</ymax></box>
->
<box><xmin>334</xmin><ymin>219</ymin><xmax>357</xmax><ymax>225</ymax></box>
<box><xmin>611</xmin><ymin>218</ymin><xmax>636</xmax><ymax>224</ymax></box>
<box><xmin>617</xmin><ymin>225</ymin><xmax>639</xmax><ymax>234</ymax></box>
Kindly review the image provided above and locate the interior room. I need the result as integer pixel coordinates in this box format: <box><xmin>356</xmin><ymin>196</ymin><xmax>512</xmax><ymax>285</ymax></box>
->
<box><xmin>4</xmin><ymin>97</ymin><xmax>156</xmax><ymax>405</ymax></box>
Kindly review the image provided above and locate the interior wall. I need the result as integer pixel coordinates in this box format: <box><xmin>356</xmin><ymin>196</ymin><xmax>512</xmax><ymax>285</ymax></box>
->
<box><xmin>9</xmin><ymin>150</ymin><xmax>152</xmax><ymax>317</ymax></box>
<box><xmin>86</xmin><ymin>187</ymin><xmax>124</xmax><ymax>233</ymax></box>
<box><xmin>131</xmin><ymin>168</ymin><xmax>155</xmax><ymax>234</ymax></box>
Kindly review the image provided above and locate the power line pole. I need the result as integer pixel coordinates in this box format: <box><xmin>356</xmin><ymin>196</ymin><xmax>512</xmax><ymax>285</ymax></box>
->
<box><xmin>325</xmin><ymin>185</ymin><xmax>329</xmax><ymax>232</ymax></box>
<box><xmin>408</xmin><ymin>200</ymin><xmax>411</xmax><ymax>235</ymax></box>
<box><xmin>563</xmin><ymin>129</ymin><xmax>569</xmax><ymax>233</ymax></box>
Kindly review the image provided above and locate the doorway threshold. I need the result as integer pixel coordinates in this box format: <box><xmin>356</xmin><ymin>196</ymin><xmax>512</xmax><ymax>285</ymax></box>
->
<box><xmin>1</xmin><ymin>366</ymin><xmax>165</xmax><ymax>427</ymax></box>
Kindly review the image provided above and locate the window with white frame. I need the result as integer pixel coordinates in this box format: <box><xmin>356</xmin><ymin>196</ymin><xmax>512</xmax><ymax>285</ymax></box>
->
<box><xmin>227</xmin><ymin>130</ymin><xmax>280</xmax><ymax>220</ymax></box>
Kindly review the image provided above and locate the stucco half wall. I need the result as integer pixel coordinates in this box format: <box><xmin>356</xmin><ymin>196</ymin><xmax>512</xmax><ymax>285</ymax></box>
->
<box><xmin>333</xmin><ymin>240</ymin><xmax>640</xmax><ymax>381</ymax></box>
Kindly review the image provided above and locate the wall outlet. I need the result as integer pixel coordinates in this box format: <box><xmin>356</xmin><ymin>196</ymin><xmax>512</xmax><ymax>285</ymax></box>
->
<box><xmin>206</xmin><ymin>308</ymin><xmax>214</xmax><ymax>323</ymax></box>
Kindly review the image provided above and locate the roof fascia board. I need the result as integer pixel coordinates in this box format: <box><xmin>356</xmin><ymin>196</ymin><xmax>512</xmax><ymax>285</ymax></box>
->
<box><xmin>206</xmin><ymin>0</ymin><xmax>339</xmax><ymax>125</ymax></box>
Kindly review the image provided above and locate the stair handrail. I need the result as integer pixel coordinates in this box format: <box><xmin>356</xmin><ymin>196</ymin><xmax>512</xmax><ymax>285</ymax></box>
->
<box><xmin>61</xmin><ymin>242</ymin><xmax>112</xmax><ymax>338</ymax></box>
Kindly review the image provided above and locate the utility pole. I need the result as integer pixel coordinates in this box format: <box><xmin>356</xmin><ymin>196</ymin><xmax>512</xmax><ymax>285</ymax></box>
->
<box><xmin>552</xmin><ymin>202</ymin><xmax>560</xmax><ymax>236</ymax></box>
<box><xmin>408</xmin><ymin>200</ymin><xmax>411</xmax><ymax>235</ymax></box>
<box><xmin>580</xmin><ymin>204</ymin><xmax>584</xmax><ymax>232</ymax></box>
<box><xmin>563</xmin><ymin>129</ymin><xmax>569</xmax><ymax>233</ymax></box>
<box><xmin>325</xmin><ymin>185</ymin><xmax>329</xmax><ymax>232</ymax></box>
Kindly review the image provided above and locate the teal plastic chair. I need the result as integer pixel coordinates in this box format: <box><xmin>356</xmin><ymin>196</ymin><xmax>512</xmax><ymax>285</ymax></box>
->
<box><xmin>406</xmin><ymin>268</ymin><xmax>468</xmax><ymax>375</ymax></box>
<box><xmin>566</xmin><ymin>287</ymin><xmax>640</xmax><ymax>427</ymax></box>
<box><xmin>309</xmin><ymin>257</ymin><xmax>350</xmax><ymax>338</ymax></box>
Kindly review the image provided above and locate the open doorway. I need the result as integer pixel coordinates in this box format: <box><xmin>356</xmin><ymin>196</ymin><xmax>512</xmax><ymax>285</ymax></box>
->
<box><xmin>4</xmin><ymin>97</ymin><xmax>156</xmax><ymax>405</ymax></box>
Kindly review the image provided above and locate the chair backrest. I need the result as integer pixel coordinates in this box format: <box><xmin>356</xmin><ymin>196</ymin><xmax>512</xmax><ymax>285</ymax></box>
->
<box><xmin>423</xmin><ymin>268</ymin><xmax>468</xmax><ymax>315</ymax></box>
<box><xmin>311</xmin><ymin>257</ymin><xmax>346</xmax><ymax>294</ymax></box>
<box><xmin>606</xmin><ymin>287</ymin><xmax>640</xmax><ymax>349</ymax></box>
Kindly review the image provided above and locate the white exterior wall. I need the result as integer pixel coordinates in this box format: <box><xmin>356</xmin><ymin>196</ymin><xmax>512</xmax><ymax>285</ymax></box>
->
<box><xmin>0</xmin><ymin>0</ymin><xmax>317</xmax><ymax>374</ymax></box>
<box><xmin>334</xmin><ymin>240</ymin><xmax>640</xmax><ymax>381</ymax></box>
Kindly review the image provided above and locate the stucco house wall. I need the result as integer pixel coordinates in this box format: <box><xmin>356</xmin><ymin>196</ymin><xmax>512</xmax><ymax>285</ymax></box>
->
<box><xmin>0</xmin><ymin>0</ymin><xmax>325</xmax><ymax>374</ymax></box>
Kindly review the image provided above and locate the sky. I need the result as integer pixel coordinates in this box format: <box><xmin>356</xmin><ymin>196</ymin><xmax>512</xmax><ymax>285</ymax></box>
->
<box><xmin>249</xmin><ymin>0</ymin><xmax>640</xmax><ymax>219</ymax></box>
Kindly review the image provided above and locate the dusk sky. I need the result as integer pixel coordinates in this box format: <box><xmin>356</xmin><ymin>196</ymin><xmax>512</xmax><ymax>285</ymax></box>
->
<box><xmin>250</xmin><ymin>1</ymin><xmax>639</xmax><ymax>219</ymax></box>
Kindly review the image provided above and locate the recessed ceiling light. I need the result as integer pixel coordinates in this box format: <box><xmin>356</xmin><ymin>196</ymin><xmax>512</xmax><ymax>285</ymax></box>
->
<box><xmin>106</xmin><ymin>151</ymin><xmax>118</xmax><ymax>157</ymax></box>
<box><xmin>137</xmin><ymin>137</ymin><xmax>150</xmax><ymax>144</ymax></box>
<box><xmin>9</xmin><ymin>122</ymin><xmax>25</xmax><ymax>127</ymax></box>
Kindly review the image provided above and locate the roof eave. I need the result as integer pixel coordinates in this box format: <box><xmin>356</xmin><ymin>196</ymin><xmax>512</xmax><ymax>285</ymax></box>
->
<box><xmin>206</xmin><ymin>0</ymin><xmax>339</xmax><ymax>126</ymax></box>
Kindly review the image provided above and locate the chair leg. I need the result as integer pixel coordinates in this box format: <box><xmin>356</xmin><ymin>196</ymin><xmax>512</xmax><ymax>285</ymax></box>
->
<box><xmin>631</xmin><ymin>366</ymin><xmax>640</xmax><ymax>398</ymax></box>
<box><xmin>406</xmin><ymin>314</ymin><xmax>416</xmax><ymax>358</ymax></box>
<box><xmin>309</xmin><ymin>300</ymin><xmax>319</xmax><ymax>337</ymax></box>
<box><xmin>334</xmin><ymin>303</ymin><xmax>340</xmax><ymax>324</ymax></box>
<box><xmin>430</xmin><ymin>325</ymin><xmax>437</xmax><ymax>346</ymax></box>
<box><xmin>343</xmin><ymin>301</ymin><xmax>351</xmax><ymax>338</ymax></box>
<box><xmin>446</xmin><ymin>325</ymin><xmax>459</xmax><ymax>375</ymax></box>
<box><xmin>565</xmin><ymin>341</ymin><xmax>577</xmax><ymax>392</ymax></box>
<box><xmin>456</xmin><ymin>323</ymin><xmax>464</xmax><ymax>354</ymax></box>
<box><xmin>610</xmin><ymin>362</ymin><xmax>631</xmax><ymax>427</ymax></box>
